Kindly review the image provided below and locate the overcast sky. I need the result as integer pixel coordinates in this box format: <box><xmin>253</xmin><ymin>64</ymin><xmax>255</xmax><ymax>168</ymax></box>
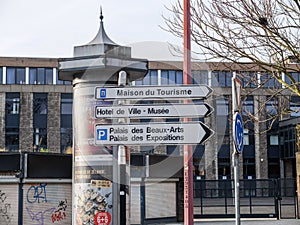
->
<box><xmin>0</xmin><ymin>0</ymin><xmax>183</xmax><ymax>58</ymax></box>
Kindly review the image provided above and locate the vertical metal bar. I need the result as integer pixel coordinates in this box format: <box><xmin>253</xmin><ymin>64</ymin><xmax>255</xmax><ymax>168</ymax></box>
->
<box><xmin>118</xmin><ymin>71</ymin><xmax>128</xmax><ymax>225</ymax></box>
<box><xmin>274</xmin><ymin>179</ymin><xmax>279</xmax><ymax>219</ymax></box>
<box><xmin>183</xmin><ymin>0</ymin><xmax>194</xmax><ymax>224</ymax></box>
<box><xmin>119</xmin><ymin>145</ymin><xmax>126</xmax><ymax>225</ymax></box>
<box><xmin>113</xmin><ymin>148</ymin><xmax>119</xmax><ymax>225</ymax></box>
<box><xmin>140</xmin><ymin>179</ymin><xmax>145</xmax><ymax>225</ymax></box>
<box><xmin>234</xmin><ymin>154</ymin><xmax>241</xmax><ymax>225</ymax></box>
<box><xmin>18</xmin><ymin>153</ymin><xmax>24</xmax><ymax>225</ymax></box>
<box><xmin>249</xmin><ymin>181</ymin><xmax>252</xmax><ymax>215</ymax></box>
<box><xmin>200</xmin><ymin>180</ymin><xmax>203</xmax><ymax>215</ymax></box>
<box><xmin>141</xmin><ymin>154</ymin><xmax>149</xmax><ymax>225</ymax></box>
<box><xmin>225</xmin><ymin>180</ymin><xmax>228</xmax><ymax>215</ymax></box>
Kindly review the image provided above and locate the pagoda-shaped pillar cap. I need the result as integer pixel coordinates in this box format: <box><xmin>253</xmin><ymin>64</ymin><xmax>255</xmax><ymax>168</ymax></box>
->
<box><xmin>58</xmin><ymin>7</ymin><xmax>148</xmax><ymax>83</ymax></box>
<box><xmin>74</xmin><ymin>7</ymin><xmax>130</xmax><ymax>58</ymax></box>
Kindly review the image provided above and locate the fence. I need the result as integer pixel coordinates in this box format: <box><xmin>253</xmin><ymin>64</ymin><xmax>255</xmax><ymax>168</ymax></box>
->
<box><xmin>193</xmin><ymin>178</ymin><xmax>297</xmax><ymax>219</ymax></box>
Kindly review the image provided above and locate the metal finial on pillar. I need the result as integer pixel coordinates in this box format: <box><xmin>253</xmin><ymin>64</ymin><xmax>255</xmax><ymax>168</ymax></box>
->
<box><xmin>100</xmin><ymin>6</ymin><xmax>104</xmax><ymax>21</ymax></box>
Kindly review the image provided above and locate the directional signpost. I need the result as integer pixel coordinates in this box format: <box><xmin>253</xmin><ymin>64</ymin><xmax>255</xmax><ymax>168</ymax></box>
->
<box><xmin>94</xmin><ymin>82</ymin><xmax>214</xmax><ymax>225</ymax></box>
<box><xmin>95</xmin><ymin>85</ymin><xmax>213</xmax><ymax>100</ymax></box>
<box><xmin>232</xmin><ymin>73</ymin><xmax>244</xmax><ymax>225</ymax></box>
<box><xmin>95</xmin><ymin>103</ymin><xmax>213</xmax><ymax>118</ymax></box>
<box><xmin>95</xmin><ymin>122</ymin><xmax>212</xmax><ymax>146</ymax></box>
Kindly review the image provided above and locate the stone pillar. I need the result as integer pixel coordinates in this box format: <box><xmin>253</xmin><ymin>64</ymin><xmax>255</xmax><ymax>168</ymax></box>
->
<box><xmin>47</xmin><ymin>92</ymin><xmax>61</xmax><ymax>153</ymax></box>
<box><xmin>19</xmin><ymin>92</ymin><xmax>33</xmax><ymax>152</ymax></box>
<box><xmin>205</xmin><ymin>97</ymin><xmax>218</xmax><ymax>180</ymax></box>
<box><xmin>254</xmin><ymin>95</ymin><xmax>268</xmax><ymax>179</ymax></box>
<box><xmin>0</xmin><ymin>93</ymin><xmax>5</xmax><ymax>150</ymax></box>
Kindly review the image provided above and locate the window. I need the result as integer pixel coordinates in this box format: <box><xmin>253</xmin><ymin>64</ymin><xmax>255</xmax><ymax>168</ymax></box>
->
<box><xmin>192</xmin><ymin>70</ymin><xmax>208</xmax><ymax>85</ymax></box>
<box><xmin>268</xmin><ymin>158</ymin><xmax>280</xmax><ymax>178</ymax></box>
<box><xmin>265</xmin><ymin>97</ymin><xmax>278</xmax><ymax>116</ymax></box>
<box><xmin>6</xmin><ymin>67</ymin><xmax>25</xmax><ymax>84</ymax></box>
<box><xmin>290</xmin><ymin>96</ymin><xmax>300</xmax><ymax>117</ymax></box>
<box><xmin>239</xmin><ymin>71</ymin><xmax>258</xmax><ymax>88</ymax></box>
<box><xmin>243</xmin><ymin>158</ymin><xmax>256</xmax><ymax>179</ymax></box>
<box><xmin>242</xmin><ymin>96</ymin><xmax>254</xmax><ymax>115</ymax></box>
<box><xmin>33</xmin><ymin>93</ymin><xmax>47</xmax><ymax>114</ymax></box>
<box><xmin>269</xmin><ymin>135</ymin><xmax>279</xmax><ymax>145</ymax></box>
<box><xmin>280</xmin><ymin>127</ymin><xmax>296</xmax><ymax>159</ymax></box>
<box><xmin>61</xmin><ymin>128</ymin><xmax>72</xmax><ymax>153</ymax></box>
<box><xmin>0</xmin><ymin>67</ymin><xmax>2</xmax><ymax>84</ymax></box>
<box><xmin>61</xmin><ymin>93</ymin><xmax>73</xmax><ymax>153</ymax></box>
<box><xmin>5</xmin><ymin>93</ymin><xmax>20</xmax><ymax>115</ymax></box>
<box><xmin>243</xmin><ymin>123</ymin><xmax>254</xmax><ymax>146</ymax></box>
<box><xmin>243</xmin><ymin>129</ymin><xmax>249</xmax><ymax>145</ymax></box>
<box><xmin>135</xmin><ymin>70</ymin><xmax>158</xmax><ymax>85</ymax></box>
<box><xmin>61</xmin><ymin>93</ymin><xmax>73</xmax><ymax>115</ymax></box>
<box><xmin>218</xmin><ymin>158</ymin><xmax>231</xmax><ymax>179</ymax></box>
<box><xmin>33</xmin><ymin>128</ymin><xmax>47</xmax><ymax>150</ymax></box>
<box><xmin>5</xmin><ymin>93</ymin><xmax>20</xmax><ymax>151</ymax></box>
<box><xmin>243</xmin><ymin>129</ymin><xmax>256</xmax><ymax>146</ymax></box>
<box><xmin>161</xmin><ymin>70</ymin><xmax>183</xmax><ymax>85</ymax></box>
<box><xmin>260</xmin><ymin>73</ymin><xmax>280</xmax><ymax>88</ymax></box>
<box><xmin>33</xmin><ymin>93</ymin><xmax>48</xmax><ymax>150</ymax></box>
<box><xmin>211</xmin><ymin>71</ymin><xmax>232</xmax><ymax>87</ymax></box>
<box><xmin>216</xmin><ymin>98</ymin><xmax>229</xmax><ymax>116</ymax></box>
<box><xmin>56</xmin><ymin>70</ymin><xmax>72</xmax><ymax>85</ymax></box>
<box><xmin>285</xmin><ymin>72</ymin><xmax>300</xmax><ymax>86</ymax></box>
<box><xmin>29</xmin><ymin>68</ymin><xmax>53</xmax><ymax>84</ymax></box>
<box><xmin>5</xmin><ymin>128</ymin><xmax>19</xmax><ymax>151</ymax></box>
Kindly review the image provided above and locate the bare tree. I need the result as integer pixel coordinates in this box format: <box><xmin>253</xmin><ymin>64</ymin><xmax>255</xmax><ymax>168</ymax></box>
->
<box><xmin>164</xmin><ymin>0</ymin><xmax>300</xmax><ymax>131</ymax></box>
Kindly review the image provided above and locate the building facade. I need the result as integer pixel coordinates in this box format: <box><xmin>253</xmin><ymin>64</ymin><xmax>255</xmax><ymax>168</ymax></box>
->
<box><xmin>0</xmin><ymin>57</ymin><xmax>297</xmax><ymax>181</ymax></box>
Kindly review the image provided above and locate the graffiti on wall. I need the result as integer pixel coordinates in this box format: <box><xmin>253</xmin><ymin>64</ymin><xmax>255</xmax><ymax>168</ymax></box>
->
<box><xmin>26</xmin><ymin>207</ymin><xmax>55</xmax><ymax>225</ymax></box>
<box><xmin>25</xmin><ymin>183</ymin><xmax>71</xmax><ymax>225</ymax></box>
<box><xmin>26</xmin><ymin>184</ymin><xmax>48</xmax><ymax>204</ymax></box>
<box><xmin>51</xmin><ymin>199</ymin><xmax>68</xmax><ymax>223</ymax></box>
<box><xmin>0</xmin><ymin>190</ymin><xmax>12</xmax><ymax>225</ymax></box>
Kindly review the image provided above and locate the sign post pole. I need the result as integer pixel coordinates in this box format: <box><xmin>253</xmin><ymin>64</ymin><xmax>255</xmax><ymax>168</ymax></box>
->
<box><xmin>232</xmin><ymin>72</ymin><xmax>243</xmax><ymax>225</ymax></box>
<box><xmin>233</xmin><ymin>150</ymin><xmax>240</xmax><ymax>225</ymax></box>
<box><xmin>117</xmin><ymin>71</ymin><xmax>129</xmax><ymax>225</ymax></box>
<box><xmin>183</xmin><ymin>0</ymin><xmax>194</xmax><ymax>224</ymax></box>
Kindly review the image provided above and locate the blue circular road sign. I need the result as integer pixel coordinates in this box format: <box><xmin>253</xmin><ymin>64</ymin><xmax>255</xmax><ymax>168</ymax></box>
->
<box><xmin>233</xmin><ymin>112</ymin><xmax>244</xmax><ymax>154</ymax></box>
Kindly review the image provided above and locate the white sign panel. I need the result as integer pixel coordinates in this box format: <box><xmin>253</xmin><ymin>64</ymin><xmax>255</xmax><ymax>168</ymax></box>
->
<box><xmin>95</xmin><ymin>85</ymin><xmax>213</xmax><ymax>100</ymax></box>
<box><xmin>95</xmin><ymin>103</ymin><xmax>213</xmax><ymax>118</ymax></box>
<box><xmin>95</xmin><ymin>122</ymin><xmax>212</xmax><ymax>145</ymax></box>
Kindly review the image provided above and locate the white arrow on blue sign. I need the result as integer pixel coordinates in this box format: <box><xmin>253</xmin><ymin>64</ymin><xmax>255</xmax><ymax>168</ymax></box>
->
<box><xmin>233</xmin><ymin>112</ymin><xmax>244</xmax><ymax>154</ymax></box>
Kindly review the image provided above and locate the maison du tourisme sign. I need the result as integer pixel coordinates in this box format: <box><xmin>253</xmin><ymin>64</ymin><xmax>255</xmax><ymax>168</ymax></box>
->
<box><xmin>95</xmin><ymin>85</ymin><xmax>212</xmax><ymax>100</ymax></box>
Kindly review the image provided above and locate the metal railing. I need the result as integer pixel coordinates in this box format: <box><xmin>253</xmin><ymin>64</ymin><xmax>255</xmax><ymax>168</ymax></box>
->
<box><xmin>193</xmin><ymin>178</ymin><xmax>297</xmax><ymax>219</ymax></box>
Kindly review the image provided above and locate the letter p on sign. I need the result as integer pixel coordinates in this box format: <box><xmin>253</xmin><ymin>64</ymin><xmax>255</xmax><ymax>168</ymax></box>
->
<box><xmin>96</xmin><ymin>129</ymin><xmax>108</xmax><ymax>141</ymax></box>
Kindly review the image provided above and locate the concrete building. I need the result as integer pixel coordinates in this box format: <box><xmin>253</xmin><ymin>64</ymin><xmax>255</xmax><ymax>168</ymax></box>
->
<box><xmin>0</xmin><ymin>56</ymin><xmax>297</xmax><ymax>182</ymax></box>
